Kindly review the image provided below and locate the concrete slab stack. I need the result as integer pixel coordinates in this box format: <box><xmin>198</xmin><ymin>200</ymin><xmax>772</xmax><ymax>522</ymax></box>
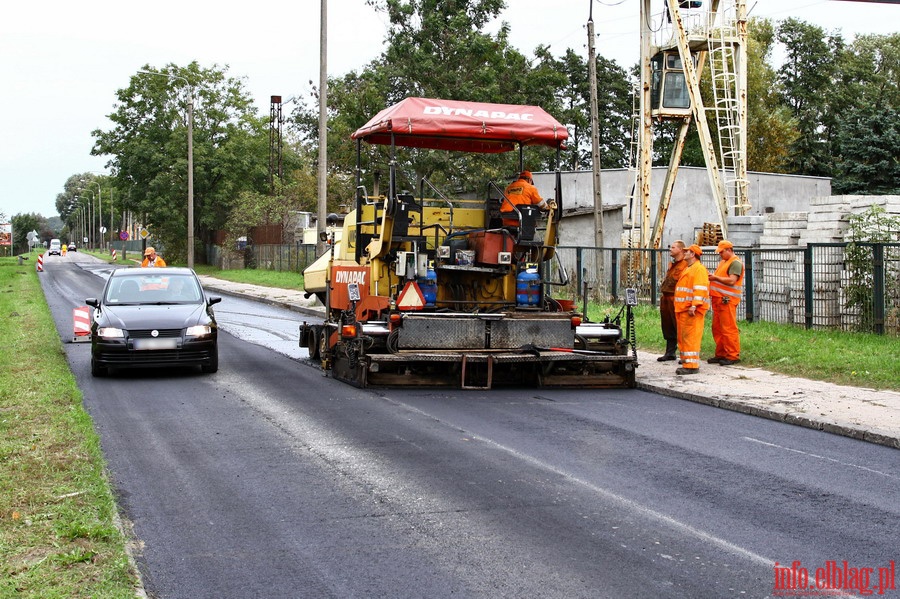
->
<box><xmin>725</xmin><ymin>215</ymin><xmax>765</xmax><ymax>247</ymax></box>
<box><xmin>758</xmin><ymin>212</ymin><xmax>808</xmax><ymax>246</ymax></box>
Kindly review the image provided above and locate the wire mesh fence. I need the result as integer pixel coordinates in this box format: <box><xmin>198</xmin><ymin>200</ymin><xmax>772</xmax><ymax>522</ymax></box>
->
<box><xmin>553</xmin><ymin>243</ymin><xmax>900</xmax><ymax>336</ymax></box>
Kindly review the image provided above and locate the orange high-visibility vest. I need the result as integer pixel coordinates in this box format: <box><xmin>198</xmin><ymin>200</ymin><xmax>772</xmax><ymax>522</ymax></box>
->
<box><xmin>674</xmin><ymin>261</ymin><xmax>709</xmax><ymax>314</ymax></box>
<box><xmin>709</xmin><ymin>256</ymin><xmax>744</xmax><ymax>303</ymax></box>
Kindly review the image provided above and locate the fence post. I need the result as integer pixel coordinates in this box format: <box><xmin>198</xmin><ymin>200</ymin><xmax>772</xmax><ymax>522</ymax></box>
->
<box><xmin>610</xmin><ymin>248</ymin><xmax>619</xmax><ymax>302</ymax></box>
<box><xmin>650</xmin><ymin>249</ymin><xmax>658</xmax><ymax>307</ymax></box>
<box><xmin>743</xmin><ymin>250</ymin><xmax>754</xmax><ymax>323</ymax></box>
<box><xmin>804</xmin><ymin>245</ymin><xmax>814</xmax><ymax>330</ymax></box>
<box><xmin>575</xmin><ymin>247</ymin><xmax>583</xmax><ymax>299</ymax></box>
<box><xmin>873</xmin><ymin>243</ymin><xmax>885</xmax><ymax>335</ymax></box>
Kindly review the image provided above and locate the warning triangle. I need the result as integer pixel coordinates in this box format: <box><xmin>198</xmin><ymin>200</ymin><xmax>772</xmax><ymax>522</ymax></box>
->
<box><xmin>397</xmin><ymin>281</ymin><xmax>426</xmax><ymax>311</ymax></box>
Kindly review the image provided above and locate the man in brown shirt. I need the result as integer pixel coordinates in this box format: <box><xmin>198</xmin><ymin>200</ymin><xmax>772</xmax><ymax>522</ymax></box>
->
<box><xmin>658</xmin><ymin>240</ymin><xmax>687</xmax><ymax>361</ymax></box>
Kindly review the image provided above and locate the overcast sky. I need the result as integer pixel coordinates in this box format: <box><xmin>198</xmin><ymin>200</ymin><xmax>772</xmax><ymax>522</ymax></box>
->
<box><xmin>1</xmin><ymin>0</ymin><xmax>897</xmax><ymax>222</ymax></box>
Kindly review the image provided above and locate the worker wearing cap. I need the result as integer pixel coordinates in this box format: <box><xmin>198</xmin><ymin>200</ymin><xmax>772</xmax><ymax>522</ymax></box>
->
<box><xmin>708</xmin><ymin>240</ymin><xmax>744</xmax><ymax>365</ymax></box>
<box><xmin>501</xmin><ymin>170</ymin><xmax>555</xmax><ymax>227</ymax></box>
<box><xmin>141</xmin><ymin>246</ymin><xmax>166</xmax><ymax>268</ymax></box>
<box><xmin>657</xmin><ymin>239</ymin><xmax>687</xmax><ymax>361</ymax></box>
<box><xmin>673</xmin><ymin>244</ymin><xmax>709</xmax><ymax>375</ymax></box>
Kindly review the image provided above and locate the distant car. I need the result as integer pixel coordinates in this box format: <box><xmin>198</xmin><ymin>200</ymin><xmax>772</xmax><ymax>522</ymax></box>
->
<box><xmin>85</xmin><ymin>267</ymin><xmax>221</xmax><ymax>376</ymax></box>
<box><xmin>48</xmin><ymin>239</ymin><xmax>61</xmax><ymax>256</ymax></box>
<box><xmin>68</xmin><ymin>242</ymin><xmax>77</xmax><ymax>252</ymax></box>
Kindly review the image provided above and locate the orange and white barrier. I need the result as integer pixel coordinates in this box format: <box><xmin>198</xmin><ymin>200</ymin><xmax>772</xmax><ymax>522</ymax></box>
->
<box><xmin>111</xmin><ymin>248</ymin><xmax>117</xmax><ymax>261</ymax></box>
<box><xmin>36</xmin><ymin>253</ymin><xmax>44</xmax><ymax>272</ymax></box>
<box><xmin>72</xmin><ymin>305</ymin><xmax>92</xmax><ymax>342</ymax></box>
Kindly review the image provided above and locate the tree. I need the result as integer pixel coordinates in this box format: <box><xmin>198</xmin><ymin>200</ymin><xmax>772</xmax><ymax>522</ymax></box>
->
<box><xmin>10</xmin><ymin>213</ymin><xmax>49</xmax><ymax>254</ymax></box>
<box><xmin>745</xmin><ymin>18</ymin><xmax>797</xmax><ymax>173</ymax></box>
<box><xmin>92</xmin><ymin>62</ymin><xmax>269</xmax><ymax>263</ymax></box>
<box><xmin>533</xmin><ymin>47</ymin><xmax>633</xmax><ymax>171</ymax></box>
<box><xmin>830</xmin><ymin>34</ymin><xmax>900</xmax><ymax>194</ymax></box>
<box><xmin>776</xmin><ymin>18</ymin><xmax>844</xmax><ymax>177</ymax></box>
<box><xmin>294</xmin><ymin>0</ymin><xmax>574</xmax><ymax>200</ymax></box>
<box><xmin>833</xmin><ymin>106</ymin><xmax>900</xmax><ymax>195</ymax></box>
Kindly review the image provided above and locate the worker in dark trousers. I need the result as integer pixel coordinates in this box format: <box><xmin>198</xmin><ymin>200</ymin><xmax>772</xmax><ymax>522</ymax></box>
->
<box><xmin>657</xmin><ymin>240</ymin><xmax>687</xmax><ymax>361</ymax></box>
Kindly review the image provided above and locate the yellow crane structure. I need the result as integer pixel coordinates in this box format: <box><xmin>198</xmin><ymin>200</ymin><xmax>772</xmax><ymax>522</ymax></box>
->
<box><xmin>636</xmin><ymin>0</ymin><xmax>749</xmax><ymax>249</ymax></box>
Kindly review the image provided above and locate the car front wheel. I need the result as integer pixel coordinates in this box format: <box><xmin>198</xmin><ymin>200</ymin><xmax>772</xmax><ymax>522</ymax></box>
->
<box><xmin>91</xmin><ymin>358</ymin><xmax>107</xmax><ymax>377</ymax></box>
<box><xmin>201</xmin><ymin>347</ymin><xmax>218</xmax><ymax>373</ymax></box>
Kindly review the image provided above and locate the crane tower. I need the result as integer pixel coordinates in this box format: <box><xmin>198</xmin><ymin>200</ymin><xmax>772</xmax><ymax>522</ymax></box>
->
<box><xmin>636</xmin><ymin>0</ymin><xmax>749</xmax><ymax>248</ymax></box>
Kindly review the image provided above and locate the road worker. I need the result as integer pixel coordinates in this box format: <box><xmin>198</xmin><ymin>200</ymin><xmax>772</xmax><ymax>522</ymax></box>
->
<box><xmin>673</xmin><ymin>244</ymin><xmax>709</xmax><ymax>375</ymax></box>
<box><xmin>501</xmin><ymin>170</ymin><xmax>555</xmax><ymax>227</ymax></box>
<box><xmin>708</xmin><ymin>239</ymin><xmax>744</xmax><ymax>366</ymax></box>
<box><xmin>141</xmin><ymin>246</ymin><xmax>167</xmax><ymax>267</ymax></box>
<box><xmin>657</xmin><ymin>239</ymin><xmax>687</xmax><ymax>361</ymax></box>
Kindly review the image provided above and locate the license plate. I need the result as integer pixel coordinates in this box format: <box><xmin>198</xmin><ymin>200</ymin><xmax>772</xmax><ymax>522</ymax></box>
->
<box><xmin>133</xmin><ymin>338</ymin><xmax>177</xmax><ymax>350</ymax></box>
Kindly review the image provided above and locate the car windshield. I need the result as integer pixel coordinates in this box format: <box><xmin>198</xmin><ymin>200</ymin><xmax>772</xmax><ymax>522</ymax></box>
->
<box><xmin>106</xmin><ymin>274</ymin><xmax>203</xmax><ymax>304</ymax></box>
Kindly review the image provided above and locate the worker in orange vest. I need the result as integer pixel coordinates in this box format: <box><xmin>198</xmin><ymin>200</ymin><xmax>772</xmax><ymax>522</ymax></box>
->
<box><xmin>708</xmin><ymin>239</ymin><xmax>744</xmax><ymax>366</ymax></box>
<box><xmin>501</xmin><ymin>170</ymin><xmax>555</xmax><ymax>227</ymax></box>
<box><xmin>141</xmin><ymin>247</ymin><xmax>167</xmax><ymax>267</ymax></box>
<box><xmin>673</xmin><ymin>244</ymin><xmax>709</xmax><ymax>375</ymax></box>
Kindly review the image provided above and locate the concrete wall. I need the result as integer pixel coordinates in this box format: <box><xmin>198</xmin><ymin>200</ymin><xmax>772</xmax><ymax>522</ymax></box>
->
<box><xmin>532</xmin><ymin>167</ymin><xmax>831</xmax><ymax>248</ymax></box>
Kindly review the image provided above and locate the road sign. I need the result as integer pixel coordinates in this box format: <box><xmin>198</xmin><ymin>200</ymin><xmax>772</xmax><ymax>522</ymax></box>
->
<box><xmin>100</xmin><ymin>226</ymin><xmax>107</xmax><ymax>234</ymax></box>
<box><xmin>119</xmin><ymin>231</ymin><xmax>129</xmax><ymax>241</ymax></box>
<box><xmin>139</xmin><ymin>228</ymin><xmax>149</xmax><ymax>240</ymax></box>
<box><xmin>83</xmin><ymin>237</ymin><xmax>88</xmax><ymax>243</ymax></box>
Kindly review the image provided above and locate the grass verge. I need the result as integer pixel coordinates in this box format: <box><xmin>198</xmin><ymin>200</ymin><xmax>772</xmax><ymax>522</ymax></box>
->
<box><xmin>0</xmin><ymin>257</ymin><xmax>139</xmax><ymax>597</ymax></box>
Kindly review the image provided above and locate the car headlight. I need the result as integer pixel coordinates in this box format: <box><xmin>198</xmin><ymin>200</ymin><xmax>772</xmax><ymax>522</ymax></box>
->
<box><xmin>185</xmin><ymin>325</ymin><xmax>212</xmax><ymax>337</ymax></box>
<box><xmin>97</xmin><ymin>327</ymin><xmax>125</xmax><ymax>338</ymax></box>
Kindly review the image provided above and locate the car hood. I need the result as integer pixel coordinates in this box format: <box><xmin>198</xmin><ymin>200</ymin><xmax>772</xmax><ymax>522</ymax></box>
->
<box><xmin>99</xmin><ymin>304</ymin><xmax>210</xmax><ymax>330</ymax></box>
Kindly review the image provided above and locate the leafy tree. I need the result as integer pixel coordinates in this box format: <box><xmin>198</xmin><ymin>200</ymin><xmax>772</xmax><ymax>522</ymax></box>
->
<box><xmin>833</xmin><ymin>106</ymin><xmax>900</xmax><ymax>195</ymax></box>
<box><xmin>776</xmin><ymin>18</ymin><xmax>844</xmax><ymax>177</ymax></box>
<box><xmin>533</xmin><ymin>47</ymin><xmax>633</xmax><ymax>171</ymax></box>
<box><xmin>745</xmin><ymin>18</ymin><xmax>797</xmax><ymax>173</ymax></box>
<box><xmin>294</xmin><ymin>0</ymin><xmax>575</xmax><ymax>200</ymax></box>
<box><xmin>10</xmin><ymin>213</ymin><xmax>50</xmax><ymax>253</ymax></box>
<box><xmin>830</xmin><ymin>34</ymin><xmax>900</xmax><ymax>194</ymax></box>
<box><xmin>92</xmin><ymin>62</ymin><xmax>269</xmax><ymax>263</ymax></box>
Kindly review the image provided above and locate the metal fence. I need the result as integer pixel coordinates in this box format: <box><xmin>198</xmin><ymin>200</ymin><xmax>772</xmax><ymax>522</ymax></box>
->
<box><xmin>206</xmin><ymin>243</ymin><xmax>320</xmax><ymax>272</ymax></box>
<box><xmin>552</xmin><ymin>244</ymin><xmax>900</xmax><ymax>336</ymax></box>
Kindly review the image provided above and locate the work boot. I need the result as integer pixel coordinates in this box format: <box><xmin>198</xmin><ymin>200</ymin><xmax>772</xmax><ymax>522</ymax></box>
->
<box><xmin>657</xmin><ymin>340</ymin><xmax>677</xmax><ymax>361</ymax></box>
<box><xmin>719</xmin><ymin>359</ymin><xmax>741</xmax><ymax>366</ymax></box>
<box><xmin>675</xmin><ymin>368</ymin><xmax>698</xmax><ymax>375</ymax></box>
<box><xmin>707</xmin><ymin>357</ymin><xmax>724</xmax><ymax>364</ymax></box>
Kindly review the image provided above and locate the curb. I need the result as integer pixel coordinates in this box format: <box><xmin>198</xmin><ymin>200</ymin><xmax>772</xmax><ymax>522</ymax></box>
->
<box><xmin>636</xmin><ymin>381</ymin><xmax>900</xmax><ymax>450</ymax></box>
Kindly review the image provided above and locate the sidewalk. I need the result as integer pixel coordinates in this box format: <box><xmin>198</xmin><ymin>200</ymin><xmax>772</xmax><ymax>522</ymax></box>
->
<box><xmin>198</xmin><ymin>275</ymin><xmax>900</xmax><ymax>450</ymax></box>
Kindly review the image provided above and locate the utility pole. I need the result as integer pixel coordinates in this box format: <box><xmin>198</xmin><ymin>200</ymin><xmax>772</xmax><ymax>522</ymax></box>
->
<box><xmin>587</xmin><ymin>1</ymin><xmax>604</xmax><ymax>251</ymax></box>
<box><xmin>317</xmin><ymin>0</ymin><xmax>328</xmax><ymax>255</ymax></box>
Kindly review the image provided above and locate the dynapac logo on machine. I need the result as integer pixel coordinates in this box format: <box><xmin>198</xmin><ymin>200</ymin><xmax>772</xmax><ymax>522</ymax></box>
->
<box><xmin>423</xmin><ymin>105</ymin><xmax>534</xmax><ymax>121</ymax></box>
<box><xmin>334</xmin><ymin>268</ymin><xmax>367</xmax><ymax>285</ymax></box>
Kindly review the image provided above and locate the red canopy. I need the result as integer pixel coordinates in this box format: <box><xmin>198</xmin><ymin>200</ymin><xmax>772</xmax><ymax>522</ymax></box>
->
<box><xmin>351</xmin><ymin>97</ymin><xmax>568</xmax><ymax>153</ymax></box>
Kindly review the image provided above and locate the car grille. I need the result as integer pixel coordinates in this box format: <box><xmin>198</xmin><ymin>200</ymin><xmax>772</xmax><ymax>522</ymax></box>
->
<box><xmin>97</xmin><ymin>349</ymin><xmax>213</xmax><ymax>365</ymax></box>
<box><xmin>128</xmin><ymin>329</ymin><xmax>183</xmax><ymax>339</ymax></box>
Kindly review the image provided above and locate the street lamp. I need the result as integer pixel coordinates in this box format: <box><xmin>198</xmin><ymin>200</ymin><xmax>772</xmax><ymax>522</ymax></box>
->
<box><xmin>77</xmin><ymin>188</ymin><xmax>98</xmax><ymax>249</ymax></box>
<box><xmin>81</xmin><ymin>179</ymin><xmax>102</xmax><ymax>249</ymax></box>
<box><xmin>137</xmin><ymin>69</ymin><xmax>194</xmax><ymax>268</ymax></box>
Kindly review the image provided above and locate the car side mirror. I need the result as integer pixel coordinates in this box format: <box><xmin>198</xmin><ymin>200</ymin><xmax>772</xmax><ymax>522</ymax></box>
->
<box><xmin>208</xmin><ymin>296</ymin><xmax>222</xmax><ymax>306</ymax></box>
<box><xmin>86</xmin><ymin>298</ymin><xmax>100</xmax><ymax>308</ymax></box>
